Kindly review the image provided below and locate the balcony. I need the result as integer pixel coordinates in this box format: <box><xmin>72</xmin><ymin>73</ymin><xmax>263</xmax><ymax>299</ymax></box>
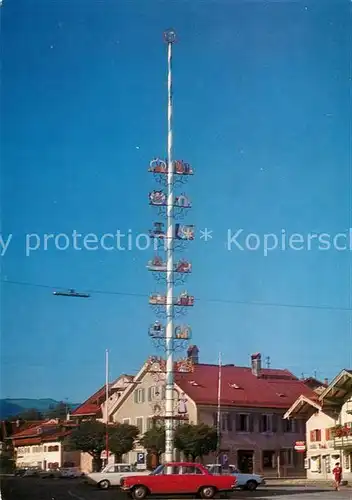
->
<box><xmin>332</xmin><ymin>424</ymin><xmax>352</xmax><ymax>450</ymax></box>
<box><xmin>333</xmin><ymin>435</ymin><xmax>352</xmax><ymax>449</ymax></box>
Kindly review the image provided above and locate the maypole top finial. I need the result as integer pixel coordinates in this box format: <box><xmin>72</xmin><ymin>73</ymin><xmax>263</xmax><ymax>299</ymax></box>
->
<box><xmin>164</xmin><ymin>29</ymin><xmax>176</xmax><ymax>43</ymax></box>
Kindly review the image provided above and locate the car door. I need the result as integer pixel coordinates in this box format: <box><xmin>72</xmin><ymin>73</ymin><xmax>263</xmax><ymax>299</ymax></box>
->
<box><xmin>182</xmin><ymin>465</ymin><xmax>207</xmax><ymax>493</ymax></box>
<box><xmin>233</xmin><ymin>468</ymin><xmax>245</xmax><ymax>487</ymax></box>
<box><xmin>151</xmin><ymin>465</ymin><xmax>182</xmax><ymax>494</ymax></box>
<box><xmin>106</xmin><ymin>464</ymin><xmax>123</xmax><ymax>486</ymax></box>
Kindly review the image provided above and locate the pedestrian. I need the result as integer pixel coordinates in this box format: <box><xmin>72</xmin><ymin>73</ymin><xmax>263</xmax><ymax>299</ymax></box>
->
<box><xmin>333</xmin><ymin>462</ymin><xmax>342</xmax><ymax>491</ymax></box>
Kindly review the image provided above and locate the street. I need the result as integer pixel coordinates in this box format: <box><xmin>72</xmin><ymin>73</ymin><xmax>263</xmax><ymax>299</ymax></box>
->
<box><xmin>1</xmin><ymin>478</ymin><xmax>351</xmax><ymax>500</ymax></box>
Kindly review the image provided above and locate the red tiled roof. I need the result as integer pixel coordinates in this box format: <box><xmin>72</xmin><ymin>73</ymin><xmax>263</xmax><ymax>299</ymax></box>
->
<box><xmin>71</xmin><ymin>376</ymin><xmax>127</xmax><ymax>416</ymax></box>
<box><xmin>71</xmin><ymin>403</ymin><xmax>102</xmax><ymax>416</ymax></box>
<box><xmin>11</xmin><ymin>422</ymin><xmax>47</xmax><ymax>438</ymax></box>
<box><xmin>13</xmin><ymin>437</ymin><xmax>42</xmax><ymax>446</ymax></box>
<box><xmin>175</xmin><ymin>364</ymin><xmax>316</xmax><ymax>408</ymax></box>
<box><xmin>12</xmin><ymin>422</ymin><xmax>74</xmax><ymax>447</ymax></box>
<box><xmin>41</xmin><ymin>430</ymin><xmax>72</xmax><ymax>442</ymax></box>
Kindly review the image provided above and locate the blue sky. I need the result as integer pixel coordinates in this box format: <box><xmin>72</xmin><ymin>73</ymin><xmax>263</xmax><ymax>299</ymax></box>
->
<box><xmin>1</xmin><ymin>0</ymin><xmax>351</xmax><ymax>402</ymax></box>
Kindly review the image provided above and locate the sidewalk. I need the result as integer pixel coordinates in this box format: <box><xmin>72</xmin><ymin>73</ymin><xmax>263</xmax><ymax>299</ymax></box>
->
<box><xmin>264</xmin><ymin>477</ymin><xmax>351</xmax><ymax>488</ymax></box>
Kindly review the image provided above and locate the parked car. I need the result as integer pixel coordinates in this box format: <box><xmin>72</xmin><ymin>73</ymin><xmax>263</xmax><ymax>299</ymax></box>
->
<box><xmin>14</xmin><ymin>468</ymin><xmax>27</xmax><ymax>477</ymax></box>
<box><xmin>22</xmin><ymin>467</ymin><xmax>42</xmax><ymax>477</ymax></box>
<box><xmin>40</xmin><ymin>468</ymin><xmax>61</xmax><ymax>479</ymax></box>
<box><xmin>60</xmin><ymin>466</ymin><xmax>84</xmax><ymax>478</ymax></box>
<box><xmin>205</xmin><ymin>464</ymin><xmax>265</xmax><ymax>491</ymax></box>
<box><xmin>120</xmin><ymin>462</ymin><xmax>237</xmax><ymax>499</ymax></box>
<box><xmin>86</xmin><ymin>463</ymin><xmax>149</xmax><ymax>490</ymax></box>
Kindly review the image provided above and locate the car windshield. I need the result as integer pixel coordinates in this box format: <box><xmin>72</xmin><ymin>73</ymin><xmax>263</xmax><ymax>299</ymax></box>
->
<box><xmin>150</xmin><ymin>465</ymin><xmax>164</xmax><ymax>475</ymax></box>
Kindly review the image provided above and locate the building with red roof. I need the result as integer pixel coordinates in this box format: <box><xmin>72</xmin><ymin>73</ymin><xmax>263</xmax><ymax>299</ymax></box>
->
<box><xmin>284</xmin><ymin>368</ymin><xmax>352</xmax><ymax>482</ymax></box>
<box><xmin>70</xmin><ymin>374</ymin><xmax>134</xmax><ymax>422</ymax></box>
<box><xmin>91</xmin><ymin>347</ymin><xmax>320</xmax><ymax>477</ymax></box>
<box><xmin>10</xmin><ymin>419</ymin><xmax>80</xmax><ymax>471</ymax></box>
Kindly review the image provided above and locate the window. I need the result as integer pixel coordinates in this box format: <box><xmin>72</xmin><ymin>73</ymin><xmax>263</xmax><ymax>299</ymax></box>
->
<box><xmin>236</xmin><ymin>414</ymin><xmax>250</xmax><ymax>432</ymax></box>
<box><xmin>148</xmin><ymin>386</ymin><xmax>163</xmax><ymax>401</ymax></box>
<box><xmin>123</xmin><ymin>418</ymin><xmax>131</xmax><ymax>424</ymax></box>
<box><xmin>221</xmin><ymin>413</ymin><xmax>227</xmax><ymax>431</ymax></box>
<box><xmin>310</xmin><ymin>429</ymin><xmax>321</xmax><ymax>442</ymax></box>
<box><xmin>136</xmin><ymin>417</ymin><xmax>143</xmax><ymax>434</ymax></box>
<box><xmin>262</xmin><ymin>450</ymin><xmax>275</xmax><ymax>469</ymax></box>
<box><xmin>146</xmin><ymin>417</ymin><xmax>154</xmax><ymax>430</ymax></box>
<box><xmin>280</xmin><ymin>449</ymin><xmax>293</xmax><ymax>466</ymax></box>
<box><xmin>283</xmin><ymin>419</ymin><xmax>295</xmax><ymax>433</ymax></box>
<box><xmin>180</xmin><ymin>466</ymin><xmax>204</xmax><ymax>475</ymax></box>
<box><xmin>48</xmin><ymin>445</ymin><xmax>59</xmax><ymax>452</ymax></box>
<box><xmin>310</xmin><ymin>456</ymin><xmax>321</xmax><ymax>473</ymax></box>
<box><xmin>152</xmin><ymin>465</ymin><xmax>181</xmax><ymax>475</ymax></box>
<box><xmin>119</xmin><ymin>465</ymin><xmax>132</xmax><ymax>473</ymax></box>
<box><xmin>134</xmin><ymin>388</ymin><xmax>145</xmax><ymax>404</ymax></box>
<box><xmin>325</xmin><ymin>428</ymin><xmax>333</xmax><ymax>441</ymax></box>
<box><xmin>260</xmin><ymin>415</ymin><xmax>272</xmax><ymax>433</ymax></box>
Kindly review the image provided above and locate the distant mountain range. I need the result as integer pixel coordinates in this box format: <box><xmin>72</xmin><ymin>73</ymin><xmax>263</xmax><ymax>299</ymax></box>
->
<box><xmin>0</xmin><ymin>398</ymin><xmax>80</xmax><ymax>419</ymax></box>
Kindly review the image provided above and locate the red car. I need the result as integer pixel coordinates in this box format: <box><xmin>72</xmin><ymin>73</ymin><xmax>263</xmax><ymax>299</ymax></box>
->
<box><xmin>120</xmin><ymin>462</ymin><xmax>237</xmax><ymax>499</ymax></box>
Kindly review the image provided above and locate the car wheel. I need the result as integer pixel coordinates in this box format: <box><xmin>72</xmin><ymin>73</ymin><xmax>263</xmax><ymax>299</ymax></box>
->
<box><xmin>246</xmin><ymin>480</ymin><xmax>258</xmax><ymax>491</ymax></box>
<box><xmin>199</xmin><ymin>486</ymin><xmax>216</xmax><ymax>499</ymax></box>
<box><xmin>98</xmin><ymin>479</ymin><xmax>111</xmax><ymax>490</ymax></box>
<box><xmin>132</xmin><ymin>485</ymin><xmax>148</xmax><ymax>500</ymax></box>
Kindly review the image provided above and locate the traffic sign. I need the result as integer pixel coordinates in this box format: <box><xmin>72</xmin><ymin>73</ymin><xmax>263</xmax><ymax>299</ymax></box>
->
<box><xmin>294</xmin><ymin>441</ymin><xmax>306</xmax><ymax>452</ymax></box>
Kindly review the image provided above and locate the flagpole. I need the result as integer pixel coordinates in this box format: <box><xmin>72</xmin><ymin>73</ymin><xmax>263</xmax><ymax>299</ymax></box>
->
<box><xmin>216</xmin><ymin>352</ymin><xmax>222</xmax><ymax>464</ymax></box>
<box><xmin>105</xmin><ymin>349</ymin><xmax>109</xmax><ymax>466</ymax></box>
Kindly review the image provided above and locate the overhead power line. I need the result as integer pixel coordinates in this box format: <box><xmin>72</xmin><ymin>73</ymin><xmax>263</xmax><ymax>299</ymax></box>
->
<box><xmin>1</xmin><ymin>279</ymin><xmax>351</xmax><ymax>312</ymax></box>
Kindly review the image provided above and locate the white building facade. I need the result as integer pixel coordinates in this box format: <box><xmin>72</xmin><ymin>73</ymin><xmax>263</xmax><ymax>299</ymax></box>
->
<box><xmin>285</xmin><ymin>369</ymin><xmax>352</xmax><ymax>483</ymax></box>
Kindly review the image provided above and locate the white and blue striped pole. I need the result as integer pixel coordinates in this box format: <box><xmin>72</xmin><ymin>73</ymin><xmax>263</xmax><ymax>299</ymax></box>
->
<box><xmin>164</xmin><ymin>28</ymin><xmax>176</xmax><ymax>463</ymax></box>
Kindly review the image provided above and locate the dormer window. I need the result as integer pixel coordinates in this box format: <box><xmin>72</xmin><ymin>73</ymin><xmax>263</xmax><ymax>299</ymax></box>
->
<box><xmin>277</xmin><ymin>393</ymin><xmax>286</xmax><ymax>397</ymax></box>
<box><xmin>189</xmin><ymin>380</ymin><xmax>199</xmax><ymax>386</ymax></box>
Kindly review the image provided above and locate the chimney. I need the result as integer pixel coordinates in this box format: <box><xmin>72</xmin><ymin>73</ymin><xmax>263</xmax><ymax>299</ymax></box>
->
<box><xmin>251</xmin><ymin>353</ymin><xmax>261</xmax><ymax>377</ymax></box>
<box><xmin>324</xmin><ymin>378</ymin><xmax>329</xmax><ymax>386</ymax></box>
<box><xmin>187</xmin><ymin>345</ymin><xmax>199</xmax><ymax>364</ymax></box>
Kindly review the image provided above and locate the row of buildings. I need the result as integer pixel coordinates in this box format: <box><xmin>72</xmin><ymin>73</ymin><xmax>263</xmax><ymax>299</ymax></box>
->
<box><xmin>8</xmin><ymin>347</ymin><xmax>352</xmax><ymax>481</ymax></box>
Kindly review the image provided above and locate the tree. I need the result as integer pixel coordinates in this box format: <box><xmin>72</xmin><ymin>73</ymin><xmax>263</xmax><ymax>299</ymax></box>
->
<box><xmin>68</xmin><ymin>420</ymin><xmax>139</xmax><ymax>472</ymax></box>
<box><xmin>15</xmin><ymin>408</ymin><xmax>43</xmax><ymax>421</ymax></box>
<box><xmin>68</xmin><ymin>420</ymin><xmax>107</xmax><ymax>472</ymax></box>
<box><xmin>45</xmin><ymin>402</ymin><xmax>68</xmax><ymax>420</ymax></box>
<box><xmin>174</xmin><ymin>423</ymin><xmax>218</xmax><ymax>462</ymax></box>
<box><xmin>139</xmin><ymin>425</ymin><xmax>165</xmax><ymax>469</ymax></box>
<box><xmin>108</xmin><ymin>423</ymin><xmax>139</xmax><ymax>462</ymax></box>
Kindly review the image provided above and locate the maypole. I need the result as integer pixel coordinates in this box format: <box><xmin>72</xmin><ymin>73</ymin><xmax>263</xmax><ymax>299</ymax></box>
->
<box><xmin>165</xmin><ymin>28</ymin><xmax>176</xmax><ymax>463</ymax></box>
<box><xmin>147</xmin><ymin>29</ymin><xmax>195</xmax><ymax>463</ymax></box>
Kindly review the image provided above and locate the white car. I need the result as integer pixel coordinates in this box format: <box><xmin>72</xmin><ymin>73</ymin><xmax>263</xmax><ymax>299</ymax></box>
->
<box><xmin>86</xmin><ymin>463</ymin><xmax>150</xmax><ymax>490</ymax></box>
<box><xmin>60</xmin><ymin>467</ymin><xmax>84</xmax><ymax>478</ymax></box>
<box><xmin>206</xmin><ymin>464</ymin><xmax>265</xmax><ymax>491</ymax></box>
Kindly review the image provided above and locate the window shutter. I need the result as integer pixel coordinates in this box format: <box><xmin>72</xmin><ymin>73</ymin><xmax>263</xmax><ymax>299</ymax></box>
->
<box><xmin>141</xmin><ymin>389</ymin><xmax>145</xmax><ymax>403</ymax></box>
<box><xmin>134</xmin><ymin>390</ymin><xmax>138</xmax><ymax>403</ymax></box>
<box><xmin>249</xmin><ymin>414</ymin><xmax>254</xmax><ymax>432</ymax></box>
<box><xmin>148</xmin><ymin>387</ymin><xmax>152</xmax><ymax>401</ymax></box>
<box><xmin>291</xmin><ymin>419</ymin><xmax>296</xmax><ymax>433</ymax></box>
<box><xmin>227</xmin><ymin>413</ymin><xmax>233</xmax><ymax>431</ymax></box>
<box><xmin>259</xmin><ymin>415</ymin><xmax>264</xmax><ymax>433</ymax></box>
<box><xmin>212</xmin><ymin>412</ymin><xmax>217</xmax><ymax>427</ymax></box>
<box><xmin>310</xmin><ymin>430</ymin><xmax>315</xmax><ymax>442</ymax></box>
<box><xmin>235</xmin><ymin>414</ymin><xmax>241</xmax><ymax>431</ymax></box>
<box><xmin>277</xmin><ymin>415</ymin><xmax>283</xmax><ymax>433</ymax></box>
<box><xmin>272</xmin><ymin>414</ymin><xmax>278</xmax><ymax>433</ymax></box>
<box><xmin>317</xmin><ymin>429</ymin><xmax>321</xmax><ymax>441</ymax></box>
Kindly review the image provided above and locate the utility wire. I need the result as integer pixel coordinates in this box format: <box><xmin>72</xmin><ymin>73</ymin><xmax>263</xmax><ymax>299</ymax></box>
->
<box><xmin>1</xmin><ymin>278</ymin><xmax>351</xmax><ymax>312</ymax></box>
